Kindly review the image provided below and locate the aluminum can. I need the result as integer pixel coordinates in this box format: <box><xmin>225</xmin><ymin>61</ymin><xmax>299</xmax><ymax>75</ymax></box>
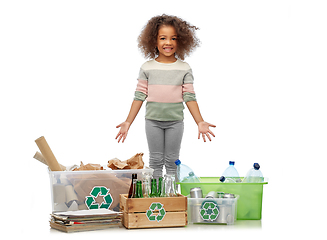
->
<box><xmin>190</xmin><ymin>187</ymin><xmax>203</xmax><ymax>198</ymax></box>
<box><xmin>216</xmin><ymin>204</ymin><xmax>234</xmax><ymax>224</ymax></box>
<box><xmin>190</xmin><ymin>200</ymin><xmax>203</xmax><ymax>222</ymax></box>
<box><xmin>205</xmin><ymin>191</ymin><xmax>218</xmax><ymax>198</ymax></box>
<box><xmin>218</xmin><ymin>193</ymin><xmax>235</xmax><ymax>223</ymax></box>
<box><xmin>217</xmin><ymin>192</ymin><xmax>225</xmax><ymax>198</ymax></box>
<box><xmin>223</xmin><ymin>193</ymin><xmax>235</xmax><ymax>198</ymax></box>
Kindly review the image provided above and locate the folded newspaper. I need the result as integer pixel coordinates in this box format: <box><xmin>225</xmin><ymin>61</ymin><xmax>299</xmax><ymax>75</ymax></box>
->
<box><xmin>50</xmin><ymin>209</ymin><xmax>122</xmax><ymax>233</ymax></box>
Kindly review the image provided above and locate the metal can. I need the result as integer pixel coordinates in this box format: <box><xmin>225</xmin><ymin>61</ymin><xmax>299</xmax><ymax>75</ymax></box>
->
<box><xmin>216</xmin><ymin>204</ymin><xmax>234</xmax><ymax>224</ymax></box>
<box><xmin>190</xmin><ymin>187</ymin><xmax>203</xmax><ymax>198</ymax></box>
<box><xmin>223</xmin><ymin>193</ymin><xmax>235</xmax><ymax>198</ymax></box>
<box><xmin>205</xmin><ymin>191</ymin><xmax>218</xmax><ymax>198</ymax></box>
<box><xmin>217</xmin><ymin>192</ymin><xmax>225</xmax><ymax>198</ymax></box>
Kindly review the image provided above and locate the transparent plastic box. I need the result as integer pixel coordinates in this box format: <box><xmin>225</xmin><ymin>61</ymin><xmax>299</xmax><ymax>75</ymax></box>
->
<box><xmin>49</xmin><ymin>168</ymin><xmax>153</xmax><ymax>213</ymax></box>
<box><xmin>188</xmin><ymin>195</ymin><xmax>238</xmax><ymax>224</ymax></box>
<box><xmin>178</xmin><ymin>177</ymin><xmax>268</xmax><ymax>220</ymax></box>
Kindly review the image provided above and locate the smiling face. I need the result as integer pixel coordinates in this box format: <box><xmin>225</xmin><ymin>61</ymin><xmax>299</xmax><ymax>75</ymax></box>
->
<box><xmin>156</xmin><ymin>25</ymin><xmax>178</xmax><ymax>63</ymax></box>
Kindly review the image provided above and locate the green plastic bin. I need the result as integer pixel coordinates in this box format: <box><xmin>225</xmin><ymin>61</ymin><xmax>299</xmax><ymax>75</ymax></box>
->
<box><xmin>178</xmin><ymin>177</ymin><xmax>268</xmax><ymax>220</ymax></box>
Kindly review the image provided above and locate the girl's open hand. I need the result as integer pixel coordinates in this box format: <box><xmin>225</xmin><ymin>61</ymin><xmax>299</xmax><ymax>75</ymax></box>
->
<box><xmin>198</xmin><ymin>121</ymin><xmax>216</xmax><ymax>142</ymax></box>
<box><xmin>115</xmin><ymin>122</ymin><xmax>131</xmax><ymax>143</ymax></box>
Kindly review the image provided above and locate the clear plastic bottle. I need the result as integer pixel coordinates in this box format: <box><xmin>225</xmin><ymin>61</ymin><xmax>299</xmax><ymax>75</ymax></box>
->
<box><xmin>175</xmin><ymin>159</ymin><xmax>200</xmax><ymax>183</ymax></box>
<box><xmin>242</xmin><ymin>163</ymin><xmax>264</xmax><ymax>183</ymax></box>
<box><xmin>184</xmin><ymin>172</ymin><xmax>201</xmax><ymax>183</ymax></box>
<box><xmin>219</xmin><ymin>176</ymin><xmax>236</xmax><ymax>183</ymax></box>
<box><xmin>222</xmin><ymin>161</ymin><xmax>241</xmax><ymax>182</ymax></box>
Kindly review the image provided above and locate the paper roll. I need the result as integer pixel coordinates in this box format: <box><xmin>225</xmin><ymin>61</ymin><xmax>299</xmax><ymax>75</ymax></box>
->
<box><xmin>59</xmin><ymin>174</ymin><xmax>71</xmax><ymax>185</ymax></box>
<box><xmin>54</xmin><ymin>203</ymin><xmax>68</xmax><ymax>212</ymax></box>
<box><xmin>33</xmin><ymin>151</ymin><xmax>66</xmax><ymax>170</ymax></box>
<box><xmin>65</xmin><ymin>185</ymin><xmax>78</xmax><ymax>207</ymax></box>
<box><xmin>53</xmin><ymin>184</ymin><xmax>66</xmax><ymax>204</ymax></box>
<box><xmin>33</xmin><ymin>151</ymin><xmax>47</xmax><ymax>165</ymax></box>
<box><xmin>35</xmin><ymin>136</ymin><xmax>62</xmax><ymax>171</ymax></box>
<box><xmin>67</xmin><ymin>201</ymin><xmax>79</xmax><ymax>211</ymax></box>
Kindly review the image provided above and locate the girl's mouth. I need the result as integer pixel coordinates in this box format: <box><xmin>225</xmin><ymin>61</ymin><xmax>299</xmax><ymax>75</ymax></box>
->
<box><xmin>163</xmin><ymin>47</ymin><xmax>173</xmax><ymax>52</ymax></box>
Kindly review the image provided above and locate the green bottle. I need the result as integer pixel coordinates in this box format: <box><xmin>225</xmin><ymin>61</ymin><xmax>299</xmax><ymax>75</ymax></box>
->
<box><xmin>136</xmin><ymin>180</ymin><xmax>143</xmax><ymax>198</ymax></box>
<box><xmin>158</xmin><ymin>177</ymin><xmax>163</xmax><ymax>197</ymax></box>
<box><xmin>150</xmin><ymin>178</ymin><xmax>157</xmax><ymax>197</ymax></box>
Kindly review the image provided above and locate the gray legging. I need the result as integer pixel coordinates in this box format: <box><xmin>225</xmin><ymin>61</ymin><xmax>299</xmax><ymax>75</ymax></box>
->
<box><xmin>145</xmin><ymin>119</ymin><xmax>184</xmax><ymax>179</ymax></box>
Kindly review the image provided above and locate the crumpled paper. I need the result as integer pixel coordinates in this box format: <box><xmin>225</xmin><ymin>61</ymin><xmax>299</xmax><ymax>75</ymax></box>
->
<box><xmin>107</xmin><ymin>153</ymin><xmax>144</xmax><ymax>170</ymax></box>
<box><xmin>73</xmin><ymin>161</ymin><xmax>104</xmax><ymax>171</ymax></box>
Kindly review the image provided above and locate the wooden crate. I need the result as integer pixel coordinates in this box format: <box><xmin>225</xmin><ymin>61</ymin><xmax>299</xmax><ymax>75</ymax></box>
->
<box><xmin>120</xmin><ymin>194</ymin><xmax>187</xmax><ymax>229</ymax></box>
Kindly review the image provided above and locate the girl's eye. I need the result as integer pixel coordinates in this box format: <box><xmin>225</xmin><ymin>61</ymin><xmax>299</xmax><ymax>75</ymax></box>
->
<box><xmin>172</xmin><ymin>38</ymin><xmax>177</xmax><ymax>40</ymax></box>
<box><xmin>160</xmin><ymin>38</ymin><xmax>165</xmax><ymax>40</ymax></box>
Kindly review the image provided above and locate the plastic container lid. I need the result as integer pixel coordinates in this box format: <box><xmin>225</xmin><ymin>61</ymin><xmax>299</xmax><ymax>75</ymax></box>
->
<box><xmin>254</xmin><ymin>163</ymin><xmax>260</xmax><ymax>170</ymax></box>
<box><xmin>175</xmin><ymin>159</ymin><xmax>181</xmax><ymax>165</ymax></box>
<box><xmin>229</xmin><ymin>161</ymin><xmax>235</xmax><ymax>165</ymax></box>
<box><xmin>189</xmin><ymin>172</ymin><xmax>195</xmax><ymax>177</ymax></box>
<box><xmin>220</xmin><ymin>176</ymin><xmax>226</xmax><ymax>182</ymax></box>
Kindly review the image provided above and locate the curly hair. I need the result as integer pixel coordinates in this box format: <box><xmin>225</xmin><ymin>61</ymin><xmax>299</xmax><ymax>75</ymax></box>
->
<box><xmin>138</xmin><ymin>14</ymin><xmax>200</xmax><ymax>60</ymax></box>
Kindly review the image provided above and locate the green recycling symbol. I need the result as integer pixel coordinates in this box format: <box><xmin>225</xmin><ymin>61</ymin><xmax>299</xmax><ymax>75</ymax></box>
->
<box><xmin>85</xmin><ymin>186</ymin><xmax>113</xmax><ymax>209</ymax></box>
<box><xmin>146</xmin><ymin>202</ymin><xmax>166</xmax><ymax>222</ymax></box>
<box><xmin>200</xmin><ymin>200</ymin><xmax>219</xmax><ymax>221</ymax></box>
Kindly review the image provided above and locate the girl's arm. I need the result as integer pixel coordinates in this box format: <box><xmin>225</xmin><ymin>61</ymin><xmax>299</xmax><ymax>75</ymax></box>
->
<box><xmin>186</xmin><ymin>101</ymin><xmax>216</xmax><ymax>142</ymax></box>
<box><xmin>116</xmin><ymin>100</ymin><xmax>143</xmax><ymax>143</ymax></box>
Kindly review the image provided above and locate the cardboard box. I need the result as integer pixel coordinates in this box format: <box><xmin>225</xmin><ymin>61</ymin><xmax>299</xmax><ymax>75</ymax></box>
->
<box><xmin>120</xmin><ymin>194</ymin><xmax>187</xmax><ymax>229</ymax></box>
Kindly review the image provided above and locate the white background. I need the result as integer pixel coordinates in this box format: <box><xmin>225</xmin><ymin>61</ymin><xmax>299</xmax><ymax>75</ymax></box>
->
<box><xmin>0</xmin><ymin>0</ymin><xmax>326</xmax><ymax>238</ymax></box>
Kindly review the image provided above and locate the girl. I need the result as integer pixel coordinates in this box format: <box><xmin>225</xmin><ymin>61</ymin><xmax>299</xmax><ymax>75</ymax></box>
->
<box><xmin>116</xmin><ymin>14</ymin><xmax>215</xmax><ymax>179</ymax></box>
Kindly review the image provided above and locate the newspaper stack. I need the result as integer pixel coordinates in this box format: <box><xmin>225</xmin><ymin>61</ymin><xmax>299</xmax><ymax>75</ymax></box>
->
<box><xmin>50</xmin><ymin>209</ymin><xmax>122</xmax><ymax>233</ymax></box>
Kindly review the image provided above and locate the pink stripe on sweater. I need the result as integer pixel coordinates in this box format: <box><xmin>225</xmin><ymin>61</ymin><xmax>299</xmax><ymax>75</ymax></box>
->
<box><xmin>182</xmin><ymin>83</ymin><xmax>195</xmax><ymax>94</ymax></box>
<box><xmin>147</xmin><ymin>85</ymin><xmax>183</xmax><ymax>103</ymax></box>
<box><xmin>136</xmin><ymin>79</ymin><xmax>148</xmax><ymax>95</ymax></box>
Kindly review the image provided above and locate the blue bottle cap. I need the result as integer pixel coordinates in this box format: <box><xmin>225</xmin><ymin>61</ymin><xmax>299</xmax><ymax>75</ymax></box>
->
<box><xmin>220</xmin><ymin>176</ymin><xmax>226</xmax><ymax>182</ymax></box>
<box><xmin>175</xmin><ymin>159</ymin><xmax>181</xmax><ymax>165</ymax></box>
<box><xmin>229</xmin><ymin>161</ymin><xmax>235</xmax><ymax>165</ymax></box>
<box><xmin>253</xmin><ymin>163</ymin><xmax>260</xmax><ymax>170</ymax></box>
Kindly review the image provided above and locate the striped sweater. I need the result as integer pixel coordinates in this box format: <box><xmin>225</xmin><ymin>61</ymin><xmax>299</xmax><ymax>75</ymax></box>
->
<box><xmin>134</xmin><ymin>59</ymin><xmax>197</xmax><ymax>121</ymax></box>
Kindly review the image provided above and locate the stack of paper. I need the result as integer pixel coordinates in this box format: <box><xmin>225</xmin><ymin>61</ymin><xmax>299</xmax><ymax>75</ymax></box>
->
<box><xmin>50</xmin><ymin>209</ymin><xmax>122</xmax><ymax>233</ymax></box>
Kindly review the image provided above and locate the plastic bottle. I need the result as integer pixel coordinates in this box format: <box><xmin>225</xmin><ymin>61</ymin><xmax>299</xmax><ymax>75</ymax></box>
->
<box><xmin>219</xmin><ymin>176</ymin><xmax>236</xmax><ymax>183</ymax></box>
<box><xmin>183</xmin><ymin>172</ymin><xmax>201</xmax><ymax>183</ymax></box>
<box><xmin>242</xmin><ymin>163</ymin><xmax>264</xmax><ymax>183</ymax></box>
<box><xmin>221</xmin><ymin>161</ymin><xmax>241</xmax><ymax>182</ymax></box>
<box><xmin>175</xmin><ymin>159</ymin><xmax>200</xmax><ymax>183</ymax></box>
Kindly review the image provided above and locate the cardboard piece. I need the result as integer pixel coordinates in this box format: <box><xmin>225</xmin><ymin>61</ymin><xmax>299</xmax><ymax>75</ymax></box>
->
<box><xmin>73</xmin><ymin>162</ymin><xmax>104</xmax><ymax>171</ymax></box>
<box><xmin>107</xmin><ymin>158</ymin><xmax>128</xmax><ymax>170</ymax></box>
<box><xmin>50</xmin><ymin>209</ymin><xmax>122</xmax><ymax>232</ymax></box>
<box><xmin>67</xmin><ymin>172</ymin><xmax>130</xmax><ymax>211</ymax></box>
<box><xmin>35</xmin><ymin>136</ymin><xmax>63</xmax><ymax>171</ymax></box>
<box><xmin>33</xmin><ymin>151</ymin><xmax>66</xmax><ymax>170</ymax></box>
<box><xmin>108</xmin><ymin>153</ymin><xmax>144</xmax><ymax>170</ymax></box>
